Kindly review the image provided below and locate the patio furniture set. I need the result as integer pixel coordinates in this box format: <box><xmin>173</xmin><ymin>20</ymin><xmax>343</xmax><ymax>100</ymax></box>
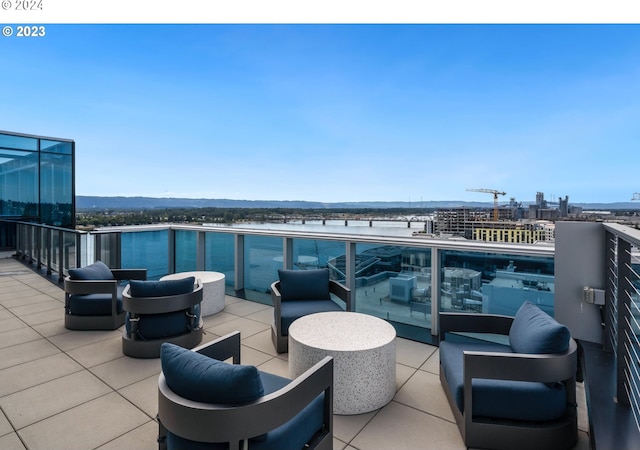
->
<box><xmin>63</xmin><ymin>261</ymin><xmax>578</xmax><ymax>450</ymax></box>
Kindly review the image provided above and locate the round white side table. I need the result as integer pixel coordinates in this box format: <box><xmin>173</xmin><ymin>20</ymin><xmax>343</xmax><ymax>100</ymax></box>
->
<box><xmin>288</xmin><ymin>311</ymin><xmax>396</xmax><ymax>415</ymax></box>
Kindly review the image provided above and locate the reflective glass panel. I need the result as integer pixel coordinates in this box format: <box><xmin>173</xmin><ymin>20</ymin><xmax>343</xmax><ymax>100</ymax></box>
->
<box><xmin>175</xmin><ymin>230</ymin><xmax>197</xmax><ymax>273</ymax></box>
<box><xmin>121</xmin><ymin>230</ymin><xmax>169</xmax><ymax>280</ymax></box>
<box><xmin>440</xmin><ymin>249</ymin><xmax>555</xmax><ymax>317</ymax></box>
<box><xmin>204</xmin><ymin>232</ymin><xmax>234</xmax><ymax>287</ymax></box>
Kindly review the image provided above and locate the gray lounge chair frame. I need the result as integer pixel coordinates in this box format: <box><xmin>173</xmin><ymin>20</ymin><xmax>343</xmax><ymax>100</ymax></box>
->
<box><xmin>122</xmin><ymin>279</ymin><xmax>204</xmax><ymax>358</ymax></box>
<box><xmin>270</xmin><ymin>279</ymin><xmax>351</xmax><ymax>353</ymax></box>
<box><xmin>439</xmin><ymin>312</ymin><xmax>578</xmax><ymax>450</ymax></box>
<box><xmin>157</xmin><ymin>331</ymin><xmax>334</xmax><ymax>450</ymax></box>
<box><xmin>64</xmin><ymin>268</ymin><xmax>147</xmax><ymax>330</ymax></box>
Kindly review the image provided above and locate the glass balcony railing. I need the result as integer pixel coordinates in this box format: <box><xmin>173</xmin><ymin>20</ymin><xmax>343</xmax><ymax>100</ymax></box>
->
<box><xmin>5</xmin><ymin>218</ymin><xmax>640</xmax><ymax>435</ymax></box>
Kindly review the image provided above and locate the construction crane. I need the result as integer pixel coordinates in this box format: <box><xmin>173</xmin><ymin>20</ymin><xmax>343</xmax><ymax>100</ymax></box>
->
<box><xmin>467</xmin><ymin>188</ymin><xmax>507</xmax><ymax>221</ymax></box>
<box><xmin>632</xmin><ymin>193</ymin><xmax>640</xmax><ymax>201</ymax></box>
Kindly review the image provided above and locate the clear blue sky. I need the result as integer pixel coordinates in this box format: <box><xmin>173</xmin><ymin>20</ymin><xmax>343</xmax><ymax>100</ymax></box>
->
<box><xmin>2</xmin><ymin>24</ymin><xmax>640</xmax><ymax>204</ymax></box>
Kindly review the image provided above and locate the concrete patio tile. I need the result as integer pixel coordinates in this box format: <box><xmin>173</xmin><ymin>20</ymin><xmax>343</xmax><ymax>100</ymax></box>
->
<box><xmin>0</xmin><ymin>409</ymin><xmax>12</xmax><ymax>436</ymax></box>
<box><xmin>351</xmin><ymin>401</ymin><xmax>464</xmax><ymax>450</ymax></box>
<box><xmin>90</xmin><ymin>356</ymin><xmax>161</xmax><ymax>390</ymax></box>
<box><xmin>0</xmin><ymin>370</ymin><xmax>112</xmax><ymax>429</ymax></box>
<box><xmin>201</xmin><ymin>310</ymin><xmax>241</xmax><ymax>328</ymax></box>
<box><xmin>393</xmin><ymin>369</ymin><xmax>456</xmax><ymax>422</ymax></box>
<box><xmin>0</xmin><ymin>293</ymin><xmax>54</xmax><ymax>309</ymax></box>
<box><xmin>8</xmin><ymin>299</ymin><xmax>62</xmax><ymax>317</ymax></box>
<box><xmin>66</xmin><ymin>335</ymin><xmax>124</xmax><ymax>368</ymax></box>
<box><xmin>48</xmin><ymin>329</ymin><xmax>121</xmax><ymax>352</ymax></box>
<box><xmin>118</xmin><ymin>374</ymin><xmax>159</xmax><ymax>419</ymax></box>
<box><xmin>245</xmin><ymin>306</ymin><xmax>273</xmax><ymax>324</ymax></box>
<box><xmin>333</xmin><ymin>437</ymin><xmax>348</xmax><ymax>450</ymax></box>
<box><xmin>396</xmin><ymin>337</ymin><xmax>435</xmax><ymax>368</ymax></box>
<box><xmin>420</xmin><ymin>347</ymin><xmax>440</xmax><ymax>374</ymax></box>
<box><xmin>396</xmin><ymin>363</ymin><xmax>417</xmax><ymax>390</ymax></box>
<box><xmin>18</xmin><ymin>392</ymin><xmax>149</xmax><ymax>450</ymax></box>
<box><xmin>223</xmin><ymin>300</ymin><xmax>271</xmax><ymax>317</ymax></box>
<box><xmin>17</xmin><ymin>308</ymin><xmax>62</xmax><ymax>326</ymax></box>
<box><xmin>333</xmin><ymin>409</ymin><xmax>377</xmax><ymax>443</ymax></box>
<box><xmin>30</xmin><ymin>318</ymin><xmax>68</xmax><ymax>337</ymax></box>
<box><xmin>0</xmin><ymin>308</ymin><xmax>14</xmax><ymax>320</ymax></box>
<box><xmin>257</xmin><ymin>355</ymin><xmax>289</xmax><ymax>378</ymax></box>
<box><xmin>0</xmin><ymin>433</ymin><xmax>26</xmax><ymax>450</ymax></box>
<box><xmin>0</xmin><ymin>339</ymin><xmax>60</xmax><ymax>370</ymax></box>
<box><xmin>0</xmin><ymin>288</ymin><xmax>44</xmax><ymax>303</ymax></box>
<box><xmin>205</xmin><ymin>316</ymin><xmax>270</xmax><ymax>339</ymax></box>
<box><xmin>241</xmin><ymin>328</ymin><xmax>279</xmax><ymax>356</ymax></box>
<box><xmin>95</xmin><ymin>420</ymin><xmax>158</xmax><ymax>450</ymax></box>
<box><xmin>0</xmin><ymin>326</ymin><xmax>41</xmax><ymax>350</ymax></box>
<box><xmin>0</xmin><ymin>317</ymin><xmax>27</xmax><ymax>333</ymax></box>
<box><xmin>0</xmin><ymin>353</ymin><xmax>83</xmax><ymax>397</ymax></box>
<box><xmin>239</xmin><ymin>343</ymin><xmax>275</xmax><ymax>367</ymax></box>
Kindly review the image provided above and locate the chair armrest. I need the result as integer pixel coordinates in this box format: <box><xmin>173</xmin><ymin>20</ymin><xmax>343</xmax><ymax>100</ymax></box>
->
<box><xmin>64</xmin><ymin>277</ymin><xmax>118</xmax><ymax>296</ymax></box>
<box><xmin>158</xmin><ymin>341</ymin><xmax>333</xmax><ymax>447</ymax></box>
<box><xmin>111</xmin><ymin>268</ymin><xmax>147</xmax><ymax>281</ymax></box>
<box><xmin>329</xmin><ymin>280</ymin><xmax>351</xmax><ymax>311</ymax></box>
<box><xmin>192</xmin><ymin>331</ymin><xmax>241</xmax><ymax>364</ymax></box>
<box><xmin>439</xmin><ymin>312</ymin><xmax>513</xmax><ymax>341</ymax></box>
<box><xmin>123</xmin><ymin>280</ymin><xmax>203</xmax><ymax>315</ymax></box>
<box><xmin>271</xmin><ymin>281</ymin><xmax>282</xmax><ymax>329</ymax></box>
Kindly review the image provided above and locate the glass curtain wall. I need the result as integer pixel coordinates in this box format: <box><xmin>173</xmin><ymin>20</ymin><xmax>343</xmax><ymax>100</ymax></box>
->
<box><xmin>0</xmin><ymin>131</ymin><xmax>74</xmax><ymax>228</ymax></box>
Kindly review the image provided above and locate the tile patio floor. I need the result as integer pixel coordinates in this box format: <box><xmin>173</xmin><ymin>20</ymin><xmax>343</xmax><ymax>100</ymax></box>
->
<box><xmin>0</xmin><ymin>254</ymin><xmax>590</xmax><ymax>450</ymax></box>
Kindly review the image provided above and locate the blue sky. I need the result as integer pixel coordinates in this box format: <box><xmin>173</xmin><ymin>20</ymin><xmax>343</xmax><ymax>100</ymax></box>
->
<box><xmin>2</xmin><ymin>24</ymin><xmax>640</xmax><ymax>204</ymax></box>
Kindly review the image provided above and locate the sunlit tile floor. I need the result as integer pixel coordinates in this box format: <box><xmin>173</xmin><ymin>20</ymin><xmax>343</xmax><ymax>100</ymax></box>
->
<box><xmin>0</xmin><ymin>254</ymin><xmax>590</xmax><ymax>450</ymax></box>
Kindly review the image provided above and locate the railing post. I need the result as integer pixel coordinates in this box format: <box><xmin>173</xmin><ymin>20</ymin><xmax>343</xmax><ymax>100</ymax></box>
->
<box><xmin>346</xmin><ymin>241</ymin><xmax>356</xmax><ymax>310</ymax></box>
<box><xmin>45</xmin><ymin>227</ymin><xmax>52</xmax><ymax>275</ymax></box>
<box><xmin>431</xmin><ymin>246</ymin><xmax>440</xmax><ymax>338</ymax></box>
<box><xmin>196</xmin><ymin>231</ymin><xmax>206</xmax><ymax>271</ymax></box>
<box><xmin>168</xmin><ymin>228</ymin><xmax>176</xmax><ymax>274</ymax></box>
<box><xmin>283</xmin><ymin>237</ymin><xmax>293</xmax><ymax>270</ymax></box>
<box><xmin>616</xmin><ymin>237</ymin><xmax>632</xmax><ymax>407</ymax></box>
<box><xmin>57</xmin><ymin>230</ymin><xmax>64</xmax><ymax>279</ymax></box>
<box><xmin>234</xmin><ymin>234</ymin><xmax>245</xmax><ymax>291</ymax></box>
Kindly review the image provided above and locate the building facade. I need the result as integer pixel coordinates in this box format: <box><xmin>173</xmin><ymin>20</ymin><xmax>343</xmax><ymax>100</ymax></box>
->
<box><xmin>0</xmin><ymin>131</ymin><xmax>75</xmax><ymax>247</ymax></box>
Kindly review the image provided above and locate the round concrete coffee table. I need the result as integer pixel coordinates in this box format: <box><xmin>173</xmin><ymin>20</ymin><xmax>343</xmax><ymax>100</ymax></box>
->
<box><xmin>288</xmin><ymin>311</ymin><xmax>396</xmax><ymax>415</ymax></box>
<box><xmin>160</xmin><ymin>271</ymin><xmax>225</xmax><ymax>317</ymax></box>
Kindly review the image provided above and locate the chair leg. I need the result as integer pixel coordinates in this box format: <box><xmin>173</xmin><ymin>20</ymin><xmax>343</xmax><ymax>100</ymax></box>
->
<box><xmin>157</xmin><ymin>415</ymin><xmax>167</xmax><ymax>450</ymax></box>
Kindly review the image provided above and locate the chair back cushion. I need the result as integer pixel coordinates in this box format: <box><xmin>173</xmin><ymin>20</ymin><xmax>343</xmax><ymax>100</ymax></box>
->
<box><xmin>509</xmin><ymin>301</ymin><xmax>570</xmax><ymax>354</ymax></box>
<box><xmin>129</xmin><ymin>277</ymin><xmax>195</xmax><ymax>298</ymax></box>
<box><xmin>161</xmin><ymin>343</ymin><xmax>264</xmax><ymax>404</ymax></box>
<box><xmin>278</xmin><ymin>268</ymin><xmax>330</xmax><ymax>301</ymax></box>
<box><xmin>68</xmin><ymin>260</ymin><xmax>114</xmax><ymax>280</ymax></box>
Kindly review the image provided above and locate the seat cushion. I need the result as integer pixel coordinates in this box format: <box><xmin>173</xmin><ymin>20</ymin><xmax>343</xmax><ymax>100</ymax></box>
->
<box><xmin>165</xmin><ymin>361</ymin><xmax>325</xmax><ymax>450</ymax></box>
<box><xmin>278</xmin><ymin>268</ymin><xmax>330</xmax><ymax>301</ymax></box>
<box><xmin>68</xmin><ymin>284</ymin><xmax>125</xmax><ymax>316</ymax></box>
<box><xmin>439</xmin><ymin>340</ymin><xmax>567</xmax><ymax>422</ymax></box>
<box><xmin>126</xmin><ymin>303</ymin><xmax>200</xmax><ymax>339</ymax></box>
<box><xmin>280</xmin><ymin>299</ymin><xmax>343</xmax><ymax>336</ymax></box>
<box><xmin>129</xmin><ymin>277</ymin><xmax>195</xmax><ymax>298</ymax></box>
<box><xmin>161</xmin><ymin>342</ymin><xmax>264</xmax><ymax>404</ymax></box>
<box><xmin>509</xmin><ymin>301</ymin><xmax>570</xmax><ymax>354</ymax></box>
<box><xmin>68</xmin><ymin>260</ymin><xmax>114</xmax><ymax>280</ymax></box>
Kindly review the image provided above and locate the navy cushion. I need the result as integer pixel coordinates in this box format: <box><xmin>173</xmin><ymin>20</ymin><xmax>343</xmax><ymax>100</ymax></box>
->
<box><xmin>129</xmin><ymin>277</ymin><xmax>195</xmax><ymax>298</ymax></box>
<box><xmin>439</xmin><ymin>340</ymin><xmax>567</xmax><ymax>422</ymax></box>
<box><xmin>280</xmin><ymin>299</ymin><xmax>343</xmax><ymax>336</ymax></box>
<box><xmin>165</xmin><ymin>365</ymin><xmax>325</xmax><ymax>450</ymax></box>
<box><xmin>126</xmin><ymin>303</ymin><xmax>200</xmax><ymax>339</ymax></box>
<box><xmin>161</xmin><ymin>342</ymin><xmax>264</xmax><ymax>404</ymax></box>
<box><xmin>68</xmin><ymin>260</ymin><xmax>114</xmax><ymax>280</ymax></box>
<box><xmin>68</xmin><ymin>285</ymin><xmax>126</xmax><ymax>316</ymax></box>
<box><xmin>509</xmin><ymin>301</ymin><xmax>570</xmax><ymax>354</ymax></box>
<box><xmin>278</xmin><ymin>269</ymin><xmax>330</xmax><ymax>301</ymax></box>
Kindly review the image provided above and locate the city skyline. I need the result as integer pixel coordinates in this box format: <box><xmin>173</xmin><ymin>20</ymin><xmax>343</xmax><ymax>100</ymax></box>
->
<box><xmin>2</xmin><ymin>23</ymin><xmax>640</xmax><ymax>204</ymax></box>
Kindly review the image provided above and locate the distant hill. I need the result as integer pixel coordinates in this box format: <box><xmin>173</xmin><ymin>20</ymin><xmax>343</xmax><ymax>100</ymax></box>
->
<box><xmin>76</xmin><ymin>196</ymin><xmax>640</xmax><ymax>211</ymax></box>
